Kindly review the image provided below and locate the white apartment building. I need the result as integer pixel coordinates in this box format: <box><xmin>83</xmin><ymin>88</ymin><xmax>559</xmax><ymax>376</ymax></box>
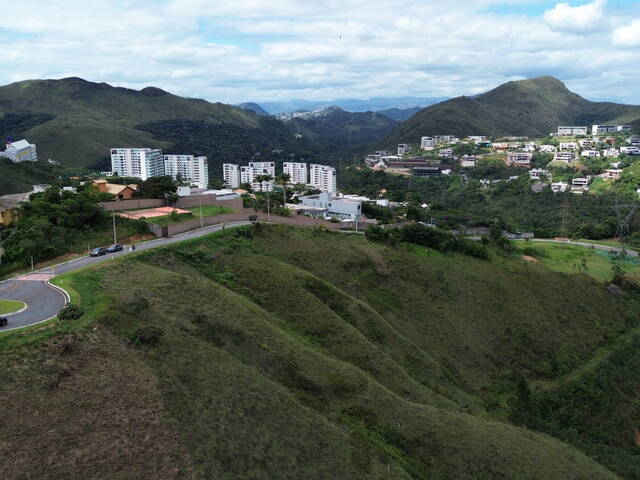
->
<box><xmin>617</xmin><ymin>125</ymin><xmax>632</xmax><ymax>133</ymax></box>
<box><xmin>581</xmin><ymin>150</ymin><xmax>601</xmax><ymax>158</ymax></box>
<box><xmin>249</xmin><ymin>161</ymin><xmax>276</xmax><ymax>178</ymax></box>
<box><xmin>223</xmin><ymin>163</ymin><xmax>241</xmax><ymax>188</ymax></box>
<box><xmin>420</xmin><ymin>136</ymin><xmax>435</xmax><ymax>150</ymax></box>
<box><xmin>557</xmin><ymin>126</ymin><xmax>587</xmax><ymax>136</ymax></box>
<box><xmin>0</xmin><ymin>139</ymin><xmax>37</xmax><ymax>163</ymax></box>
<box><xmin>309</xmin><ymin>164</ymin><xmax>337</xmax><ymax>193</ymax></box>
<box><xmin>164</xmin><ymin>154</ymin><xmax>209</xmax><ymax>189</ymax></box>
<box><xmin>241</xmin><ymin>165</ymin><xmax>274</xmax><ymax>191</ymax></box>
<box><xmin>283</xmin><ymin>162</ymin><xmax>308</xmax><ymax>184</ymax></box>
<box><xmin>397</xmin><ymin>144</ymin><xmax>411</xmax><ymax>155</ymax></box>
<box><xmin>110</xmin><ymin>148</ymin><xmax>164</xmax><ymax>180</ymax></box>
<box><xmin>592</xmin><ymin>125</ymin><xmax>617</xmax><ymax>135</ymax></box>
<box><xmin>468</xmin><ymin>136</ymin><xmax>487</xmax><ymax>142</ymax></box>
<box><xmin>506</xmin><ymin>151</ymin><xmax>533</xmax><ymax>168</ymax></box>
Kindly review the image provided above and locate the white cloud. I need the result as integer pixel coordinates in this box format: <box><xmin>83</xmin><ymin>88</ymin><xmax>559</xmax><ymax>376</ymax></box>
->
<box><xmin>612</xmin><ymin>18</ymin><xmax>640</xmax><ymax>47</ymax></box>
<box><xmin>0</xmin><ymin>0</ymin><xmax>637</xmax><ymax>104</ymax></box>
<box><xmin>543</xmin><ymin>0</ymin><xmax>606</xmax><ymax>33</ymax></box>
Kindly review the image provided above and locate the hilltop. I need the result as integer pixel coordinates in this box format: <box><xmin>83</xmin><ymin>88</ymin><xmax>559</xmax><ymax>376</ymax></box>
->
<box><xmin>0</xmin><ymin>77</ymin><xmax>319</xmax><ymax>171</ymax></box>
<box><xmin>382</xmin><ymin>76</ymin><xmax>640</xmax><ymax>145</ymax></box>
<box><xmin>3</xmin><ymin>225</ymin><xmax>640</xmax><ymax>479</ymax></box>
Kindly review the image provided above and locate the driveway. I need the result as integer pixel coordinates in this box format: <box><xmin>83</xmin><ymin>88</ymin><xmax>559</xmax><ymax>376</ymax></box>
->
<box><xmin>0</xmin><ymin>221</ymin><xmax>251</xmax><ymax>332</ymax></box>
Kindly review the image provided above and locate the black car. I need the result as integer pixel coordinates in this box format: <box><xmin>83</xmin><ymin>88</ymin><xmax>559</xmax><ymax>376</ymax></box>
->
<box><xmin>0</xmin><ymin>317</ymin><xmax>7</xmax><ymax>327</ymax></box>
<box><xmin>89</xmin><ymin>247</ymin><xmax>108</xmax><ymax>257</ymax></box>
<box><xmin>107</xmin><ymin>244</ymin><xmax>123</xmax><ymax>253</ymax></box>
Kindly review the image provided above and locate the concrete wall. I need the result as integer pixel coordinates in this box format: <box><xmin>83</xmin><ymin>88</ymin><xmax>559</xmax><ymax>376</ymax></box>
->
<box><xmin>148</xmin><ymin>210</ymin><xmax>348</xmax><ymax>237</ymax></box>
<box><xmin>99</xmin><ymin>198</ymin><xmax>164</xmax><ymax>211</ymax></box>
<box><xmin>100</xmin><ymin>195</ymin><xmax>243</xmax><ymax>212</ymax></box>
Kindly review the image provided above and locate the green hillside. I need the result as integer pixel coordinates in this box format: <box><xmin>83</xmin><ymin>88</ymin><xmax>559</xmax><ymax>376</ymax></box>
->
<box><xmin>0</xmin><ymin>77</ymin><xmax>303</xmax><ymax>170</ymax></box>
<box><xmin>3</xmin><ymin>225</ymin><xmax>640</xmax><ymax>478</ymax></box>
<box><xmin>383</xmin><ymin>76</ymin><xmax>640</xmax><ymax>145</ymax></box>
<box><xmin>0</xmin><ymin>158</ymin><xmax>61</xmax><ymax>195</ymax></box>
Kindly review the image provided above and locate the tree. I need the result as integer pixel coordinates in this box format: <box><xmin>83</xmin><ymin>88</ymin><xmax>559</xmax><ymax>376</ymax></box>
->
<box><xmin>139</xmin><ymin>176</ymin><xmax>177</xmax><ymax>199</ymax></box>
<box><xmin>276</xmin><ymin>172</ymin><xmax>291</xmax><ymax>208</ymax></box>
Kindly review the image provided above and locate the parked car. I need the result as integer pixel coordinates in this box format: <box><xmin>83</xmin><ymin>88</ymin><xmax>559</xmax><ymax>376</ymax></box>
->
<box><xmin>0</xmin><ymin>317</ymin><xmax>7</xmax><ymax>327</ymax></box>
<box><xmin>107</xmin><ymin>244</ymin><xmax>123</xmax><ymax>253</ymax></box>
<box><xmin>89</xmin><ymin>247</ymin><xmax>108</xmax><ymax>257</ymax></box>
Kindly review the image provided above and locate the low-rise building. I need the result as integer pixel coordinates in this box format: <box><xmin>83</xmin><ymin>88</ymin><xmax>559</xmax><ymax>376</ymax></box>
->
<box><xmin>603</xmin><ymin>148</ymin><xmax>620</xmax><ymax>158</ymax></box>
<box><xmin>439</xmin><ymin>148</ymin><xmax>453</xmax><ymax>157</ymax></box>
<box><xmin>621</xmin><ymin>146</ymin><xmax>640</xmax><ymax>155</ymax></box>
<box><xmin>603</xmin><ymin>169</ymin><xmax>623</xmax><ymax>180</ymax></box>
<box><xmin>557</xmin><ymin>126</ymin><xmax>587</xmax><ymax>136</ymax></box>
<box><xmin>551</xmin><ymin>182</ymin><xmax>569</xmax><ymax>193</ymax></box>
<box><xmin>559</xmin><ymin>142</ymin><xmax>578</xmax><ymax>151</ymax></box>
<box><xmin>397</xmin><ymin>144</ymin><xmax>412</xmax><ymax>155</ymax></box>
<box><xmin>505</xmin><ymin>151</ymin><xmax>533</xmax><ymax>168</ymax></box>
<box><xmin>529</xmin><ymin>168</ymin><xmax>550</xmax><ymax>180</ymax></box>
<box><xmin>540</xmin><ymin>145</ymin><xmax>557</xmax><ymax>153</ymax></box>
<box><xmin>0</xmin><ymin>139</ymin><xmax>37</xmax><ymax>163</ymax></box>
<box><xmin>617</xmin><ymin>125</ymin><xmax>632</xmax><ymax>133</ymax></box>
<box><xmin>92</xmin><ymin>179</ymin><xmax>138</xmax><ymax>200</ymax></box>
<box><xmin>412</xmin><ymin>165</ymin><xmax>452</xmax><ymax>177</ymax></box>
<box><xmin>420</xmin><ymin>136</ymin><xmax>435</xmax><ymax>150</ymax></box>
<box><xmin>592</xmin><ymin>125</ymin><xmax>618</xmax><ymax>135</ymax></box>
<box><xmin>460</xmin><ymin>155</ymin><xmax>477</xmax><ymax>167</ymax></box>
<box><xmin>581</xmin><ymin>149</ymin><xmax>601</xmax><ymax>158</ymax></box>
<box><xmin>571</xmin><ymin>176</ymin><xmax>592</xmax><ymax>194</ymax></box>
<box><xmin>554</xmin><ymin>151</ymin><xmax>576</xmax><ymax>163</ymax></box>
<box><xmin>299</xmin><ymin>192</ymin><xmax>362</xmax><ymax>219</ymax></box>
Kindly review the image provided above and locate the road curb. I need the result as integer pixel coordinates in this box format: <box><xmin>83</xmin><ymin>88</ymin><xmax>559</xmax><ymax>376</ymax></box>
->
<box><xmin>3</xmin><ymin>301</ymin><xmax>29</xmax><ymax>317</ymax></box>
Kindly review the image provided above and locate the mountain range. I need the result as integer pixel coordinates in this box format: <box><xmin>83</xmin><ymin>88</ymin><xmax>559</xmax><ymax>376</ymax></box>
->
<box><xmin>382</xmin><ymin>76</ymin><xmax>640</xmax><ymax>146</ymax></box>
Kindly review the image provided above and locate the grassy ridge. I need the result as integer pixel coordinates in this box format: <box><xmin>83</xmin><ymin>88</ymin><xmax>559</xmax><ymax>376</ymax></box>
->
<box><xmin>2</xmin><ymin>225</ymin><xmax>640</xmax><ymax>478</ymax></box>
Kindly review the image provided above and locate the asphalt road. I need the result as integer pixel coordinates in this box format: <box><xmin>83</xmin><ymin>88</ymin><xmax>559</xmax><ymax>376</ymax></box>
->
<box><xmin>0</xmin><ymin>221</ymin><xmax>251</xmax><ymax>332</ymax></box>
<box><xmin>530</xmin><ymin>239</ymin><xmax>639</xmax><ymax>257</ymax></box>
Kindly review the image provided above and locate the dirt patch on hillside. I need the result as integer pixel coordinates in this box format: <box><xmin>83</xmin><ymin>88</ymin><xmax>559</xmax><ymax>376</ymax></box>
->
<box><xmin>522</xmin><ymin>255</ymin><xmax>539</xmax><ymax>263</ymax></box>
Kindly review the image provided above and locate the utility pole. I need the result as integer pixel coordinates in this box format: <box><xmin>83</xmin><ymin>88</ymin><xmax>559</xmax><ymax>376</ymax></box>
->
<box><xmin>560</xmin><ymin>199</ymin><xmax>569</xmax><ymax>243</ymax></box>
<box><xmin>199</xmin><ymin>196</ymin><xmax>204</xmax><ymax>229</ymax></box>
<box><xmin>112</xmin><ymin>209</ymin><xmax>118</xmax><ymax>245</ymax></box>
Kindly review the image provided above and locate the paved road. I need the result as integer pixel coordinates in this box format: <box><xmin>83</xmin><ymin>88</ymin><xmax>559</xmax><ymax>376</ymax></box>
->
<box><xmin>0</xmin><ymin>221</ymin><xmax>251</xmax><ymax>332</ymax></box>
<box><xmin>530</xmin><ymin>239</ymin><xmax>639</xmax><ymax>257</ymax></box>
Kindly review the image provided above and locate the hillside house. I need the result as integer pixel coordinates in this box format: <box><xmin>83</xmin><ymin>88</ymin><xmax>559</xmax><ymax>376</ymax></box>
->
<box><xmin>603</xmin><ymin>169</ymin><xmax>623</xmax><ymax>180</ymax></box>
<box><xmin>554</xmin><ymin>151</ymin><xmax>576</xmax><ymax>163</ymax></box>
<box><xmin>460</xmin><ymin>155</ymin><xmax>477</xmax><ymax>167</ymax></box>
<box><xmin>551</xmin><ymin>182</ymin><xmax>569</xmax><ymax>193</ymax></box>
<box><xmin>505</xmin><ymin>151</ymin><xmax>532</xmax><ymax>168</ymax></box>
<box><xmin>557</xmin><ymin>126</ymin><xmax>587</xmax><ymax>136</ymax></box>
<box><xmin>603</xmin><ymin>148</ymin><xmax>620</xmax><ymax>158</ymax></box>
<box><xmin>581</xmin><ymin>150</ymin><xmax>601</xmax><ymax>158</ymax></box>
<box><xmin>540</xmin><ymin>145</ymin><xmax>557</xmax><ymax>153</ymax></box>
<box><xmin>559</xmin><ymin>142</ymin><xmax>578</xmax><ymax>151</ymax></box>
<box><xmin>529</xmin><ymin>169</ymin><xmax>550</xmax><ymax>180</ymax></box>
<box><xmin>571</xmin><ymin>176</ymin><xmax>592</xmax><ymax>194</ymax></box>
<box><xmin>92</xmin><ymin>179</ymin><xmax>138</xmax><ymax>200</ymax></box>
<box><xmin>397</xmin><ymin>144</ymin><xmax>412</xmax><ymax>155</ymax></box>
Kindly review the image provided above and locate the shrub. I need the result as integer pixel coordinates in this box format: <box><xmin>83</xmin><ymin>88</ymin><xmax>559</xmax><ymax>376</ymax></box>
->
<box><xmin>58</xmin><ymin>303</ymin><xmax>84</xmax><ymax>321</ymax></box>
<box><xmin>365</xmin><ymin>225</ymin><xmax>391</xmax><ymax>243</ymax></box>
<box><xmin>130</xmin><ymin>325</ymin><xmax>164</xmax><ymax>346</ymax></box>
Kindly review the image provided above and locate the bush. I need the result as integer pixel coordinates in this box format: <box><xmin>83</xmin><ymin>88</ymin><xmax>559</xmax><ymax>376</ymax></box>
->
<box><xmin>399</xmin><ymin>223</ymin><xmax>489</xmax><ymax>259</ymax></box>
<box><xmin>58</xmin><ymin>303</ymin><xmax>84</xmax><ymax>321</ymax></box>
<box><xmin>130</xmin><ymin>325</ymin><xmax>164</xmax><ymax>346</ymax></box>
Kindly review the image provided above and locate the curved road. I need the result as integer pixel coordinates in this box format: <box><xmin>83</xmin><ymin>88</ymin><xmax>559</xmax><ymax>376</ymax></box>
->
<box><xmin>0</xmin><ymin>221</ymin><xmax>250</xmax><ymax>332</ymax></box>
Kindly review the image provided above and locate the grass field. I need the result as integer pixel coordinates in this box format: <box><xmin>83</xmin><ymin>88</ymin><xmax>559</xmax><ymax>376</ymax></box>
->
<box><xmin>2</xmin><ymin>225</ymin><xmax>640</xmax><ymax>478</ymax></box>
<box><xmin>146</xmin><ymin>206</ymin><xmax>233</xmax><ymax>226</ymax></box>
<box><xmin>518</xmin><ymin>242</ymin><xmax>640</xmax><ymax>282</ymax></box>
<box><xmin>0</xmin><ymin>300</ymin><xmax>25</xmax><ymax>315</ymax></box>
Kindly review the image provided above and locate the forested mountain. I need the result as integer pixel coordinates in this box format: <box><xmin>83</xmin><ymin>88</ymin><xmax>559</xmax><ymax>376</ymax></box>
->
<box><xmin>383</xmin><ymin>76</ymin><xmax>640</xmax><ymax>145</ymax></box>
<box><xmin>4</xmin><ymin>225</ymin><xmax>640</xmax><ymax>479</ymax></box>
<box><xmin>0</xmin><ymin>77</ymin><xmax>324</xmax><ymax>172</ymax></box>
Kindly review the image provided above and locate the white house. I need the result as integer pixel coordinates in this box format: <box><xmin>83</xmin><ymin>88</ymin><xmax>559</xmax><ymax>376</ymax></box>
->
<box><xmin>617</xmin><ymin>125</ymin><xmax>632</xmax><ymax>133</ymax></box>
<box><xmin>223</xmin><ymin>163</ymin><xmax>240</xmax><ymax>188</ymax></box>
<box><xmin>309</xmin><ymin>164</ymin><xmax>337</xmax><ymax>193</ymax></box>
<box><xmin>299</xmin><ymin>192</ymin><xmax>361</xmax><ymax>219</ymax></box>
<box><xmin>554</xmin><ymin>151</ymin><xmax>576</xmax><ymax>163</ymax></box>
<box><xmin>460</xmin><ymin>155</ymin><xmax>477</xmax><ymax>167</ymax></box>
<box><xmin>551</xmin><ymin>182</ymin><xmax>569</xmax><ymax>193</ymax></box>
<box><xmin>439</xmin><ymin>148</ymin><xmax>453</xmax><ymax>157</ymax></box>
<box><xmin>523</xmin><ymin>143</ymin><xmax>537</xmax><ymax>152</ymax></box>
<box><xmin>571</xmin><ymin>176</ymin><xmax>592</xmax><ymax>193</ymax></box>
<box><xmin>540</xmin><ymin>145</ymin><xmax>557</xmax><ymax>153</ymax></box>
<box><xmin>579</xmin><ymin>139</ymin><xmax>593</xmax><ymax>148</ymax></box>
<box><xmin>557</xmin><ymin>126</ymin><xmax>587</xmax><ymax>136</ymax></box>
<box><xmin>559</xmin><ymin>142</ymin><xmax>578</xmax><ymax>151</ymax></box>
<box><xmin>603</xmin><ymin>148</ymin><xmax>620</xmax><ymax>158</ymax></box>
<box><xmin>110</xmin><ymin>148</ymin><xmax>164</xmax><ymax>180</ymax></box>
<box><xmin>529</xmin><ymin>169</ymin><xmax>550</xmax><ymax>180</ymax></box>
<box><xmin>164</xmin><ymin>154</ymin><xmax>209</xmax><ymax>189</ymax></box>
<box><xmin>603</xmin><ymin>169</ymin><xmax>623</xmax><ymax>180</ymax></box>
<box><xmin>621</xmin><ymin>146</ymin><xmax>640</xmax><ymax>155</ymax></box>
<box><xmin>283</xmin><ymin>162</ymin><xmax>308</xmax><ymax>184</ymax></box>
<box><xmin>0</xmin><ymin>139</ymin><xmax>37</xmax><ymax>163</ymax></box>
<box><xmin>581</xmin><ymin>150</ymin><xmax>601</xmax><ymax>158</ymax></box>
<box><xmin>505</xmin><ymin>151</ymin><xmax>533</xmax><ymax>168</ymax></box>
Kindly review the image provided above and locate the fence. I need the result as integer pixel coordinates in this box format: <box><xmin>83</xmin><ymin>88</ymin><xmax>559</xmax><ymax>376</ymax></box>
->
<box><xmin>147</xmin><ymin>210</ymin><xmax>348</xmax><ymax>237</ymax></box>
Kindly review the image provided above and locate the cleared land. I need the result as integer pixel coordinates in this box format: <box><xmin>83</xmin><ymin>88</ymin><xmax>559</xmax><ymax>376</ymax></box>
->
<box><xmin>142</xmin><ymin>206</ymin><xmax>234</xmax><ymax>226</ymax></box>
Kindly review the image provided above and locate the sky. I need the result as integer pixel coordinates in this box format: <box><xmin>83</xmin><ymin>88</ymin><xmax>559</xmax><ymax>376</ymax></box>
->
<box><xmin>1</xmin><ymin>0</ymin><xmax>639</xmax><ymax>105</ymax></box>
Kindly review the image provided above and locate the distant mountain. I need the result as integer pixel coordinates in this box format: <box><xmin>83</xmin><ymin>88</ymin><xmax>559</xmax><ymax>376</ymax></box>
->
<box><xmin>284</xmin><ymin>107</ymin><xmax>396</xmax><ymax>154</ymax></box>
<box><xmin>237</xmin><ymin>102</ymin><xmax>269</xmax><ymax>116</ymax></box>
<box><xmin>259</xmin><ymin>97</ymin><xmax>447</xmax><ymax>115</ymax></box>
<box><xmin>377</xmin><ymin>106</ymin><xmax>422</xmax><ymax>121</ymax></box>
<box><xmin>0</xmin><ymin>77</ymin><xmax>328</xmax><ymax>171</ymax></box>
<box><xmin>383</xmin><ymin>76</ymin><xmax>640</xmax><ymax>145</ymax></box>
